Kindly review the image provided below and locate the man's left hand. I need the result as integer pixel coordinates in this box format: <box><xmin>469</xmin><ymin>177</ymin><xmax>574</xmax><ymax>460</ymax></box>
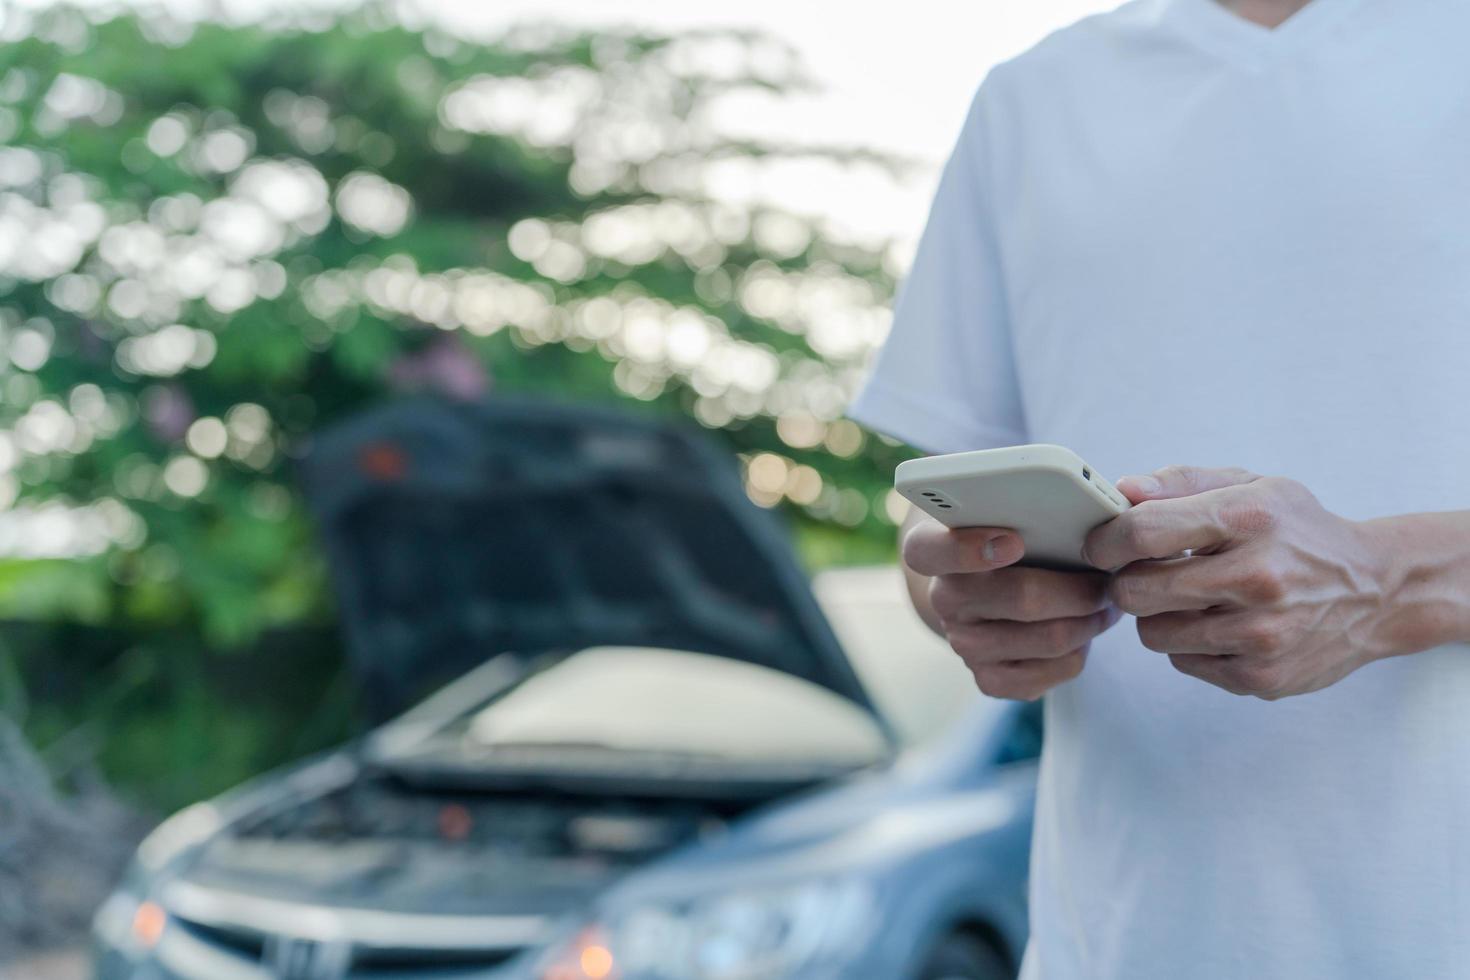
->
<box><xmin>1084</xmin><ymin>466</ymin><xmax>1399</xmax><ymax>699</ymax></box>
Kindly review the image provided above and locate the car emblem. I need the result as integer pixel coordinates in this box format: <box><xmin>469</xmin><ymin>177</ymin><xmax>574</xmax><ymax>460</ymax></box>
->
<box><xmin>262</xmin><ymin>934</ymin><xmax>353</xmax><ymax>980</ymax></box>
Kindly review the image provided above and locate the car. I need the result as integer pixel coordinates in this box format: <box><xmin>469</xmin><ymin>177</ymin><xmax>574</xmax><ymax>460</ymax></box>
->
<box><xmin>92</xmin><ymin>397</ymin><xmax>1038</xmax><ymax>980</ymax></box>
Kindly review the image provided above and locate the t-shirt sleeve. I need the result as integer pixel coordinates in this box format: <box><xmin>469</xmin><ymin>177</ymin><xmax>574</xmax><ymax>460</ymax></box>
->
<box><xmin>847</xmin><ymin>86</ymin><xmax>1026</xmax><ymax>455</ymax></box>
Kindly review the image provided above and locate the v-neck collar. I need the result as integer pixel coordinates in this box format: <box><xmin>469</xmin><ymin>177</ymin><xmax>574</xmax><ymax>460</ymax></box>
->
<box><xmin>1158</xmin><ymin>0</ymin><xmax>1367</xmax><ymax>67</ymax></box>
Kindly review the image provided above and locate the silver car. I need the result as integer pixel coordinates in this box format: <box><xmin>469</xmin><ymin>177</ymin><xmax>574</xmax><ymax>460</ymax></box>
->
<box><xmin>92</xmin><ymin>398</ymin><xmax>1037</xmax><ymax>980</ymax></box>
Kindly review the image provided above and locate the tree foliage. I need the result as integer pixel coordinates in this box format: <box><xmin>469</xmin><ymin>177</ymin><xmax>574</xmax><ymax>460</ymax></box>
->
<box><xmin>0</xmin><ymin>3</ymin><xmax>915</xmax><ymax>807</ymax></box>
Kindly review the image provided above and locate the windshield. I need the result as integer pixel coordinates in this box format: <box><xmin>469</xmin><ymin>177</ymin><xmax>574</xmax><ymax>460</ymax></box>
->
<box><xmin>423</xmin><ymin>646</ymin><xmax>889</xmax><ymax>768</ymax></box>
<box><xmin>811</xmin><ymin>566</ymin><xmax>994</xmax><ymax>747</ymax></box>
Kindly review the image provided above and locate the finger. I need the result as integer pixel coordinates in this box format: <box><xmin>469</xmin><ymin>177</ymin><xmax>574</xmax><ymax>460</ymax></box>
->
<box><xmin>1167</xmin><ymin>653</ymin><xmax>1246</xmax><ymax>692</ymax></box>
<box><xmin>1117</xmin><ymin>551</ymin><xmax>1293</xmax><ymax>617</ymax></box>
<box><xmin>1108</xmin><ymin>556</ymin><xmax>1227</xmax><ymax>618</ymax></box>
<box><xmin>902</xmin><ymin>518</ymin><xmax>1024</xmax><ymax>577</ymax></box>
<box><xmin>930</xmin><ymin>566</ymin><xmax>1111</xmax><ymax>625</ymax></box>
<box><xmin>1116</xmin><ymin>465</ymin><xmax>1261</xmax><ymax>505</ymax></box>
<box><xmin>971</xmin><ymin>649</ymin><xmax>1088</xmax><ymax>701</ymax></box>
<box><xmin>1167</xmin><ymin>653</ymin><xmax>1284</xmax><ymax>699</ymax></box>
<box><xmin>1083</xmin><ymin>491</ymin><xmax>1240</xmax><ymax>571</ymax></box>
<box><xmin>947</xmin><ymin>606</ymin><xmax>1122</xmax><ymax>665</ymax></box>
<box><xmin>1136</xmin><ymin>609</ymin><xmax>1283</xmax><ymax>658</ymax></box>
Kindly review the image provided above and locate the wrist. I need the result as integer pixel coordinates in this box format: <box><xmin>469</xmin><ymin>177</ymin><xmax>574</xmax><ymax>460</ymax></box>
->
<box><xmin>1355</xmin><ymin>512</ymin><xmax>1470</xmax><ymax>657</ymax></box>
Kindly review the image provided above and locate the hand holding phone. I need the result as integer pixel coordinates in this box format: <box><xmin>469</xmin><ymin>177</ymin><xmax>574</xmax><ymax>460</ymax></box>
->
<box><xmin>895</xmin><ymin>445</ymin><xmax>1127</xmax><ymax>700</ymax></box>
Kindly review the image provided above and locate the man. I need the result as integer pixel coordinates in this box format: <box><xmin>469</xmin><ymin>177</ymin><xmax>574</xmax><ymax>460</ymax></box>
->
<box><xmin>848</xmin><ymin>0</ymin><xmax>1470</xmax><ymax>976</ymax></box>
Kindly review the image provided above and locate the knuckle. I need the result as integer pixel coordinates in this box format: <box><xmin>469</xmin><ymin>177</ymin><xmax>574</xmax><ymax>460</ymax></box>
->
<box><xmin>970</xmin><ymin>666</ymin><xmax>1014</xmax><ymax>700</ymax></box>
<box><xmin>1229</xmin><ymin>658</ymin><xmax>1280</xmax><ymax>695</ymax></box>
<box><xmin>1219</xmin><ymin>495</ymin><xmax>1279</xmax><ymax>535</ymax></box>
<box><xmin>1042</xmin><ymin>619</ymin><xmax>1076</xmax><ymax>654</ymax></box>
<box><xmin>1168</xmin><ymin>654</ymin><xmax>1208</xmax><ymax>681</ymax></box>
<box><xmin>945</xmin><ymin>625</ymin><xmax>983</xmax><ymax>662</ymax></box>
<box><xmin>1259</xmin><ymin>475</ymin><xmax>1311</xmax><ymax>503</ymax></box>
<box><xmin>1120</xmin><ymin>514</ymin><xmax>1151</xmax><ymax>552</ymax></box>
<box><xmin>1135</xmin><ymin>616</ymin><xmax>1172</xmax><ymax>653</ymax></box>
<box><xmin>900</xmin><ymin>528</ymin><xmax>942</xmax><ymax>575</ymax></box>
<box><xmin>1237</xmin><ymin>566</ymin><xmax>1287</xmax><ymax>606</ymax></box>
<box><xmin>1238</xmin><ymin>620</ymin><xmax>1283</xmax><ymax>656</ymax></box>
<box><xmin>1157</xmin><ymin>464</ymin><xmax>1200</xmax><ymax>493</ymax></box>
<box><xmin>992</xmin><ymin>681</ymin><xmax>1039</xmax><ymax>702</ymax></box>
<box><xmin>1118</xmin><ymin>508</ymin><xmax>1162</xmax><ymax>555</ymax></box>
<box><xmin>1009</xmin><ymin>574</ymin><xmax>1048</xmax><ymax>621</ymax></box>
<box><xmin>1053</xmin><ymin>649</ymin><xmax>1087</xmax><ymax>684</ymax></box>
<box><xmin>1010</xmin><ymin>673</ymin><xmax>1050</xmax><ymax>702</ymax></box>
<box><xmin>928</xmin><ymin>577</ymin><xmax>964</xmax><ymax>623</ymax></box>
<box><xmin>1107</xmin><ymin>572</ymin><xmax>1145</xmax><ymax>615</ymax></box>
<box><xmin>948</xmin><ymin>624</ymin><xmax>1005</xmax><ymax>667</ymax></box>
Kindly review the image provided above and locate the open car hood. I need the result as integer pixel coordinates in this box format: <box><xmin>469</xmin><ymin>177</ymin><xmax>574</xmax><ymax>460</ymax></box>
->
<box><xmin>303</xmin><ymin>397</ymin><xmax>884</xmax><ymax>727</ymax></box>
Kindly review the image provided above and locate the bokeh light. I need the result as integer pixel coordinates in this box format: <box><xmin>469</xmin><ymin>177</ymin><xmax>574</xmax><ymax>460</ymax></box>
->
<box><xmin>0</xmin><ymin>1</ymin><xmax>917</xmax><ymax>660</ymax></box>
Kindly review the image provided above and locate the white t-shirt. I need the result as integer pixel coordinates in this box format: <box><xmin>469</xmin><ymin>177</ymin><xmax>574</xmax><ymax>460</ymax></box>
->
<box><xmin>849</xmin><ymin>0</ymin><xmax>1470</xmax><ymax>976</ymax></box>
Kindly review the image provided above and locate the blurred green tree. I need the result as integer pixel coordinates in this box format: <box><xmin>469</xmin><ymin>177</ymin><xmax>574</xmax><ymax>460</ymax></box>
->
<box><xmin>0</xmin><ymin>3</ymin><xmax>917</xmax><ymax>808</ymax></box>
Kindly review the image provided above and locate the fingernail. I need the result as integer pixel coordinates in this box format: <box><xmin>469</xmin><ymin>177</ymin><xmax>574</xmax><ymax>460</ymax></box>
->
<box><xmin>983</xmin><ymin>534</ymin><xmax>1021</xmax><ymax>564</ymax></box>
<box><xmin>1127</xmin><ymin>475</ymin><xmax>1161</xmax><ymax>496</ymax></box>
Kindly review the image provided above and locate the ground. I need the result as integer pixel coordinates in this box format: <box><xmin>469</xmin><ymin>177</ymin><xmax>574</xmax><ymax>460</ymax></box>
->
<box><xmin>7</xmin><ymin>949</ymin><xmax>88</xmax><ymax>980</ymax></box>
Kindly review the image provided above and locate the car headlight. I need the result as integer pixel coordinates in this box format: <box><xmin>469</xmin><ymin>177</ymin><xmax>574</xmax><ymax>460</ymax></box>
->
<box><xmin>93</xmin><ymin>802</ymin><xmax>221</xmax><ymax>957</ymax></box>
<box><xmin>93</xmin><ymin>891</ymin><xmax>169</xmax><ymax>957</ymax></box>
<box><xmin>542</xmin><ymin>878</ymin><xmax>875</xmax><ymax>980</ymax></box>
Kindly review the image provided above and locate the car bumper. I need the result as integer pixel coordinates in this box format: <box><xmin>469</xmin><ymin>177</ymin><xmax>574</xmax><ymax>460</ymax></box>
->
<box><xmin>93</xmin><ymin>914</ymin><xmax>545</xmax><ymax>980</ymax></box>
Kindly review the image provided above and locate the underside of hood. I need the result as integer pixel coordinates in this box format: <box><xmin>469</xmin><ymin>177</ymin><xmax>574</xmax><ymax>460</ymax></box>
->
<box><xmin>302</xmin><ymin>396</ymin><xmax>881</xmax><ymax>725</ymax></box>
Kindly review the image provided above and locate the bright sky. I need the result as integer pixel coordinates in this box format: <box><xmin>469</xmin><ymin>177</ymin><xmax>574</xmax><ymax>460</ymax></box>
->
<box><xmin>13</xmin><ymin>0</ymin><xmax>1121</xmax><ymax>250</ymax></box>
<box><xmin>474</xmin><ymin>1</ymin><xmax>1124</xmax><ymax>251</ymax></box>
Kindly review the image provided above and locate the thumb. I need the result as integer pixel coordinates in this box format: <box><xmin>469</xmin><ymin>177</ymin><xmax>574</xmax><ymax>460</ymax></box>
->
<box><xmin>1116</xmin><ymin>465</ymin><xmax>1260</xmax><ymax>504</ymax></box>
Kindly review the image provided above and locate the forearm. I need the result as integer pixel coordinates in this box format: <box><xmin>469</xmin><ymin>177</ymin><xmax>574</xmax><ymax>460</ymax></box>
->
<box><xmin>1359</xmin><ymin>511</ymin><xmax>1470</xmax><ymax>656</ymax></box>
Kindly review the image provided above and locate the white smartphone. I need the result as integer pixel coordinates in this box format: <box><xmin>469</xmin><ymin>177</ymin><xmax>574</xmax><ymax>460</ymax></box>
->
<box><xmin>895</xmin><ymin>444</ymin><xmax>1130</xmax><ymax>571</ymax></box>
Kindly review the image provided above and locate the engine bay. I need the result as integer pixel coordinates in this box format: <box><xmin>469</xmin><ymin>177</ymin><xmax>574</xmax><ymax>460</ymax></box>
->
<box><xmin>177</xmin><ymin>771</ymin><xmax>771</xmax><ymax>917</ymax></box>
<box><xmin>232</xmin><ymin>772</ymin><xmax>747</xmax><ymax>859</ymax></box>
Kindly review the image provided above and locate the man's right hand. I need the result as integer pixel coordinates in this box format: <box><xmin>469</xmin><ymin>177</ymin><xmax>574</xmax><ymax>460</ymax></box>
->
<box><xmin>901</xmin><ymin>514</ymin><xmax>1121</xmax><ymax>701</ymax></box>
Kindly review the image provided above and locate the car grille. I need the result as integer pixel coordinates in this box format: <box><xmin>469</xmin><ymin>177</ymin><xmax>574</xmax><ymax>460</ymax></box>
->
<box><xmin>175</xmin><ymin>917</ymin><xmax>267</xmax><ymax>959</ymax></box>
<box><xmin>175</xmin><ymin>916</ymin><xmax>524</xmax><ymax>972</ymax></box>
<box><xmin>161</xmin><ymin>880</ymin><xmax>545</xmax><ymax>975</ymax></box>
